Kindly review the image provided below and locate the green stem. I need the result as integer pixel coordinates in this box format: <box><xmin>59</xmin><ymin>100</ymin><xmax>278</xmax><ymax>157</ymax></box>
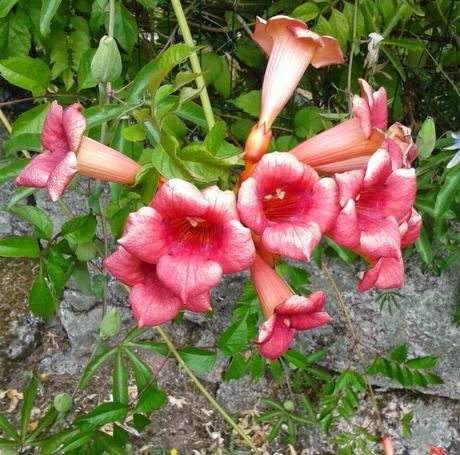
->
<box><xmin>155</xmin><ymin>326</ymin><xmax>260</xmax><ymax>454</ymax></box>
<box><xmin>58</xmin><ymin>199</ymin><xmax>75</xmax><ymax>219</ymax></box>
<box><xmin>170</xmin><ymin>0</ymin><xmax>216</xmax><ymax>130</ymax></box>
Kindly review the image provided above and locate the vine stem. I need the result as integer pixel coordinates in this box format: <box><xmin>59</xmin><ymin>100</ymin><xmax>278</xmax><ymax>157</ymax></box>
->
<box><xmin>321</xmin><ymin>260</ymin><xmax>385</xmax><ymax>436</ymax></box>
<box><xmin>170</xmin><ymin>0</ymin><xmax>216</xmax><ymax>130</ymax></box>
<box><xmin>155</xmin><ymin>326</ymin><xmax>261</xmax><ymax>454</ymax></box>
<box><xmin>0</xmin><ymin>108</ymin><xmax>31</xmax><ymax>158</ymax></box>
<box><xmin>347</xmin><ymin>0</ymin><xmax>359</xmax><ymax>113</ymax></box>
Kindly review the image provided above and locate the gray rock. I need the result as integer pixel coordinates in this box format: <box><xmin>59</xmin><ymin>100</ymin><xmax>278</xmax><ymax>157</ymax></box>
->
<box><xmin>63</xmin><ymin>289</ymin><xmax>98</xmax><ymax>312</ymax></box>
<box><xmin>216</xmin><ymin>376</ymin><xmax>266</xmax><ymax>414</ymax></box>
<box><xmin>4</xmin><ymin>316</ymin><xmax>42</xmax><ymax>360</ymax></box>
<box><xmin>294</xmin><ymin>258</ymin><xmax>460</xmax><ymax>400</ymax></box>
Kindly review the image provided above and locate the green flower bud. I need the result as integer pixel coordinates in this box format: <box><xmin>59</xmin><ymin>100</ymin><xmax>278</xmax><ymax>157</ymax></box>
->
<box><xmin>54</xmin><ymin>392</ymin><xmax>73</xmax><ymax>412</ymax></box>
<box><xmin>283</xmin><ymin>400</ymin><xmax>295</xmax><ymax>412</ymax></box>
<box><xmin>100</xmin><ymin>308</ymin><xmax>122</xmax><ymax>339</ymax></box>
<box><xmin>91</xmin><ymin>35</ymin><xmax>122</xmax><ymax>83</ymax></box>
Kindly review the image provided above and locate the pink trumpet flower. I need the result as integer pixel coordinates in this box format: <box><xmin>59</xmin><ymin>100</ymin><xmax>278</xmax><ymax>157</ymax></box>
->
<box><xmin>387</xmin><ymin>122</ymin><xmax>418</xmax><ymax>168</ymax></box>
<box><xmin>246</xmin><ymin>15</ymin><xmax>343</xmax><ymax>162</ymax></box>
<box><xmin>290</xmin><ymin>79</ymin><xmax>387</xmax><ymax>174</ymax></box>
<box><xmin>238</xmin><ymin>152</ymin><xmax>339</xmax><ymax>261</ymax></box>
<box><xmin>429</xmin><ymin>445</ymin><xmax>448</xmax><ymax>455</ymax></box>
<box><xmin>16</xmin><ymin>101</ymin><xmax>141</xmax><ymax>201</ymax></box>
<box><xmin>328</xmin><ymin>145</ymin><xmax>418</xmax><ymax>291</ymax></box>
<box><xmin>105</xmin><ymin>179</ymin><xmax>255</xmax><ymax>325</ymax></box>
<box><xmin>251</xmin><ymin>253</ymin><xmax>331</xmax><ymax>360</ymax></box>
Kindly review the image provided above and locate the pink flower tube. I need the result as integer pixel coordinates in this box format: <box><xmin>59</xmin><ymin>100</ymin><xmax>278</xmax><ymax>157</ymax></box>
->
<box><xmin>16</xmin><ymin>101</ymin><xmax>141</xmax><ymax>201</ymax></box>
<box><xmin>251</xmin><ymin>253</ymin><xmax>331</xmax><ymax>360</ymax></box>
<box><xmin>430</xmin><ymin>445</ymin><xmax>448</xmax><ymax>455</ymax></box>
<box><xmin>238</xmin><ymin>152</ymin><xmax>339</xmax><ymax>261</ymax></box>
<box><xmin>105</xmin><ymin>179</ymin><xmax>255</xmax><ymax>325</ymax></box>
<box><xmin>244</xmin><ymin>15</ymin><xmax>343</xmax><ymax>163</ymax></box>
<box><xmin>290</xmin><ymin>79</ymin><xmax>387</xmax><ymax>174</ymax></box>
<box><xmin>328</xmin><ymin>145</ymin><xmax>419</xmax><ymax>291</ymax></box>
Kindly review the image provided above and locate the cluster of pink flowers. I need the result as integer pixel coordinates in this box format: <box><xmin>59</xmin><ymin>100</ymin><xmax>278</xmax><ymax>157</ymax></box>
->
<box><xmin>16</xmin><ymin>15</ymin><xmax>421</xmax><ymax>361</ymax></box>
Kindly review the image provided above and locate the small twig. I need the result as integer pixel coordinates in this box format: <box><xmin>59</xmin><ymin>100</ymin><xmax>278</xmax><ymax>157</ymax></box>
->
<box><xmin>321</xmin><ymin>260</ymin><xmax>385</xmax><ymax>436</ymax></box>
<box><xmin>57</xmin><ymin>198</ymin><xmax>75</xmax><ymax>219</ymax></box>
<box><xmin>155</xmin><ymin>326</ymin><xmax>261</xmax><ymax>454</ymax></box>
<box><xmin>0</xmin><ymin>94</ymin><xmax>96</xmax><ymax>108</ymax></box>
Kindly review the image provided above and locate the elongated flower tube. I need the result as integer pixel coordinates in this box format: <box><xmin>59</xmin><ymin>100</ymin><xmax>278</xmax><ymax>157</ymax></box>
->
<box><xmin>253</xmin><ymin>15</ymin><xmax>344</xmax><ymax>132</ymax></box>
<box><xmin>113</xmin><ymin>179</ymin><xmax>255</xmax><ymax>313</ymax></box>
<box><xmin>328</xmin><ymin>146</ymin><xmax>418</xmax><ymax>291</ymax></box>
<box><xmin>429</xmin><ymin>445</ymin><xmax>448</xmax><ymax>455</ymax></box>
<box><xmin>382</xmin><ymin>436</ymin><xmax>394</xmax><ymax>455</ymax></box>
<box><xmin>290</xmin><ymin>79</ymin><xmax>387</xmax><ymax>174</ymax></box>
<box><xmin>251</xmin><ymin>254</ymin><xmax>331</xmax><ymax>360</ymax></box>
<box><xmin>238</xmin><ymin>152</ymin><xmax>339</xmax><ymax>261</ymax></box>
<box><xmin>16</xmin><ymin>101</ymin><xmax>141</xmax><ymax>201</ymax></box>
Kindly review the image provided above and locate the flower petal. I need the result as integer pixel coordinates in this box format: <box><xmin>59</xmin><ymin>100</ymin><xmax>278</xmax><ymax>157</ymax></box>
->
<box><xmin>152</xmin><ymin>178</ymin><xmax>208</xmax><ymax>219</ymax></box>
<box><xmin>41</xmin><ymin>101</ymin><xmax>68</xmax><ymax>154</ymax></box>
<box><xmin>358</xmin><ymin>257</ymin><xmax>404</xmax><ymax>292</ymax></box>
<box><xmin>46</xmin><ymin>151</ymin><xmax>78</xmax><ymax>201</ymax></box>
<box><xmin>214</xmin><ymin>220</ymin><xmax>255</xmax><ymax>273</ymax></box>
<box><xmin>400</xmin><ymin>208</ymin><xmax>422</xmax><ymax>248</ymax></box>
<box><xmin>306</xmin><ymin>177</ymin><xmax>339</xmax><ymax>232</ymax></box>
<box><xmin>276</xmin><ymin>291</ymin><xmax>326</xmax><ymax>315</ymax></box>
<box><xmin>311</xmin><ymin>35</ymin><xmax>344</xmax><ymax>68</ymax></box>
<box><xmin>237</xmin><ymin>177</ymin><xmax>266</xmax><ymax>234</ymax></box>
<box><xmin>157</xmin><ymin>253</ymin><xmax>222</xmax><ymax>301</ymax></box>
<box><xmin>129</xmin><ymin>270</ymin><xmax>182</xmax><ymax>326</ymax></box>
<box><xmin>104</xmin><ymin>246</ymin><xmax>148</xmax><ymax>287</ymax></box>
<box><xmin>262</xmin><ymin>221</ymin><xmax>322</xmax><ymax>261</ymax></box>
<box><xmin>359</xmin><ymin>215</ymin><xmax>401</xmax><ymax>259</ymax></box>
<box><xmin>119</xmin><ymin>206</ymin><xmax>169</xmax><ymax>264</ymax></box>
<box><xmin>183</xmin><ymin>292</ymin><xmax>212</xmax><ymax>313</ymax></box>
<box><xmin>15</xmin><ymin>151</ymin><xmax>61</xmax><ymax>188</ymax></box>
<box><xmin>335</xmin><ymin>169</ymin><xmax>365</xmax><ymax>207</ymax></box>
<box><xmin>363</xmin><ymin>148</ymin><xmax>392</xmax><ymax>188</ymax></box>
<box><xmin>328</xmin><ymin>199</ymin><xmax>361</xmax><ymax>249</ymax></box>
<box><xmin>62</xmin><ymin>104</ymin><xmax>87</xmax><ymax>152</ymax></box>
<box><xmin>201</xmin><ymin>185</ymin><xmax>238</xmax><ymax>222</ymax></box>
<box><xmin>257</xmin><ymin>314</ymin><xmax>295</xmax><ymax>360</ymax></box>
<box><xmin>381</xmin><ymin>168</ymin><xmax>416</xmax><ymax>220</ymax></box>
<box><xmin>289</xmin><ymin>311</ymin><xmax>331</xmax><ymax>330</ymax></box>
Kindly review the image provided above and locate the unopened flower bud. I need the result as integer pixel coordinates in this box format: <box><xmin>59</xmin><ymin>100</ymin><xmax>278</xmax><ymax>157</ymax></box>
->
<box><xmin>244</xmin><ymin>122</ymin><xmax>272</xmax><ymax>163</ymax></box>
<box><xmin>54</xmin><ymin>392</ymin><xmax>73</xmax><ymax>412</ymax></box>
<box><xmin>100</xmin><ymin>308</ymin><xmax>122</xmax><ymax>338</ymax></box>
<box><xmin>91</xmin><ymin>36</ymin><xmax>122</xmax><ymax>83</ymax></box>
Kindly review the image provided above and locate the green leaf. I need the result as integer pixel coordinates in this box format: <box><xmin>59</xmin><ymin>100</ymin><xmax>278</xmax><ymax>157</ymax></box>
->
<box><xmin>434</xmin><ymin>166</ymin><xmax>460</xmax><ymax>228</ymax></box>
<box><xmin>204</xmin><ymin>120</ymin><xmax>227</xmax><ymax>154</ymax></box>
<box><xmin>0</xmin><ymin>236</ymin><xmax>39</xmax><ymax>258</ymax></box>
<box><xmin>224</xmin><ymin>353</ymin><xmax>247</xmax><ymax>380</ymax></box>
<box><xmin>328</xmin><ymin>9</ymin><xmax>349</xmax><ymax>49</ymax></box>
<box><xmin>405</xmin><ymin>356</ymin><xmax>439</xmax><ymax>370</ymax></box>
<box><xmin>294</xmin><ymin>106</ymin><xmax>331</xmax><ymax>139</ymax></box>
<box><xmin>77</xmin><ymin>48</ymin><xmax>98</xmax><ymax>90</ymax></box>
<box><xmin>0</xmin><ymin>56</ymin><xmax>50</xmax><ymax>96</ymax></box>
<box><xmin>0</xmin><ymin>159</ymin><xmax>28</xmax><ymax>186</ymax></box>
<box><xmin>267</xmin><ymin>417</ymin><xmax>284</xmax><ymax>442</ymax></box>
<box><xmin>0</xmin><ymin>414</ymin><xmax>19</xmax><ymax>441</ymax></box>
<box><xmin>100</xmin><ymin>308</ymin><xmax>122</xmax><ymax>339</ymax></box>
<box><xmin>74</xmin><ymin>402</ymin><xmax>128</xmax><ymax>431</ymax></box>
<box><xmin>416</xmin><ymin>117</ymin><xmax>436</xmax><ymax>160</ymax></box>
<box><xmin>61</xmin><ymin>215</ymin><xmax>97</xmax><ymax>243</ymax></box>
<box><xmin>40</xmin><ymin>0</ymin><xmax>63</xmax><ymax>35</ymax></box>
<box><xmin>94</xmin><ymin>431</ymin><xmax>126</xmax><ymax>455</ymax></box>
<box><xmin>231</xmin><ymin>90</ymin><xmax>261</xmax><ymax>117</ymax></box>
<box><xmin>270</xmin><ymin>359</ymin><xmax>283</xmax><ymax>383</ymax></box>
<box><xmin>0</xmin><ymin>11</ymin><xmax>31</xmax><ymax>58</ymax></box>
<box><xmin>217</xmin><ymin>317</ymin><xmax>249</xmax><ymax>355</ymax></box>
<box><xmin>292</xmin><ymin>3</ymin><xmax>320</xmax><ymax>22</ymax></box>
<box><xmin>9</xmin><ymin>205</ymin><xmax>53</xmax><ymax>240</ymax></box>
<box><xmin>84</xmin><ymin>105</ymin><xmax>127</xmax><ymax>129</ymax></box>
<box><xmin>10</xmin><ymin>103</ymin><xmax>48</xmax><ymax>136</ymax></box>
<box><xmin>0</xmin><ymin>0</ymin><xmax>18</xmax><ymax>18</ymax></box>
<box><xmin>424</xmin><ymin>372</ymin><xmax>443</xmax><ymax>385</ymax></box>
<box><xmin>234</xmin><ymin>39</ymin><xmax>265</xmax><ymax>68</ymax></box>
<box><xmin>7</xmin><ymin>187</ymin><xmax>37</xmax><ymax>209</ymax></box>
<box><xmin>79</xmin><ymin>346</ymin><xmax>117</xmax><ymax>389</ymax></box>
<box><xmin>148</xmin><ymin>44</ymin><xmax>196</xmax><ymax>101</ymax></box>
<box><xmin>20</xmin><ymin>376</ymin><xmax>38</xmax><ymax>441</ymax></box>
<box><xmin>113</xmin><ymin>352</ymin><xmax>128</xmax><ymax>406</ymax></box>
<box><xmin>390</xmin><ymin>344</ymin><xmax>408</xmax><ymax>363</ymax></box>
<box><xmin>178</xmin><ymin>347</ymin><xmax>217</xmax><ymax>372</ymax></box>
<box><xmin>381</xmin><ymin>46</ymin><xmax>406</xmax><ymax>81</ymax></box>
<box><xmin>383</xmin><ymin>38</ymin><xmax>425</xmax><ymax>52</ymax></box>
<box><xmin>123</xmin><ymin>348</ymin><xmax>153</xmax><ymax>389</ymax></box>
<box><xmin>213</xmin><ymin>55</ymin><xmax>231</xmax><ymax>98</ymax></box>
<box><xmin>415</xmin><ymin>227</ymin><xmax>433</xmax><ymax>265</ymax></box>
<box><xmin>29</xmin><ymin>274</ymin><xmax>55</xmax><ymax>320</ymax></box>
<box><xmin>122</xmin><ymin>123</ymin><xmax>146</xmax><ymax>142</ymax></box>
<box><xmin>135</xmin><ymin>383</ymin><xmax>167</xmax><ymax>413</ymax></box>
<box><xmin>113</xmin><ymin>1</ymin><xmax>138</xmax><ymax>53</ymax></box>
<box><xmin>284</xmin><ymin>351</ymin><xmax>308</xmax><ymax>369</ymax></box>
<box><xmin>3</xmin><ymin>133</ymin><xmax>42</xmax><ymax>153</ymax></box>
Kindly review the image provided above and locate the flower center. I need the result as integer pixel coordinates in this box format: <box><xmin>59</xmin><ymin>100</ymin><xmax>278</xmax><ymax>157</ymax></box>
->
<box><xmin>283</xmin><ymin>318</ymin><xmax>291</xmax><ymax>327</ymax></box>
<box><xmin>169</xmin><ymin>217</ymin><xmax>219</xmax><ymax>250</ymax></box>
<box><xmin>262</xmin><ymin>186</ymin><xmax>308</xmax><ymax>223</ymax></box>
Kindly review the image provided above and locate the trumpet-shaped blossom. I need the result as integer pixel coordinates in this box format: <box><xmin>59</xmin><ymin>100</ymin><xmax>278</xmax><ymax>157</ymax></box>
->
<box><xmin>107</xmin><ymin>179</ymin><xmax>255</xmax><ymax>324</ymax></box>
<box><xmin>16</xmin><ymin>101</ymin><xmax>140</xmax><ymax>201</ymax></box>
<box><xmin>253</xmin><ymin>15</ymin><xmax>343</xmax><ymax>133</ymax></box>
<box><xmin>327</xmin><ymin>146</ymin><xmax>418</xmax><ymax>291</ymax></box>
<box><xmin>238</xmin><ymin>152</ymin><xmax>339</xmax><ymax>261</ymax></box>
<box><xmin>251</xmin><ymin>254</ymin><xmax>331</xmax><ymax>360</ymax></box>
<box><xmin>387</xmin><ymin>122</ymin><xmax>418</xmax><ymax>169</ymax></box>
<box><xmin>430</xmin><ymin>445</ymin><xmax>448</xmax><ymax>455</ymax></box>
<box><xmin>290</xmin><ymin>79</ymin><xmax>387</xmax><ymax>174</ymax></box>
